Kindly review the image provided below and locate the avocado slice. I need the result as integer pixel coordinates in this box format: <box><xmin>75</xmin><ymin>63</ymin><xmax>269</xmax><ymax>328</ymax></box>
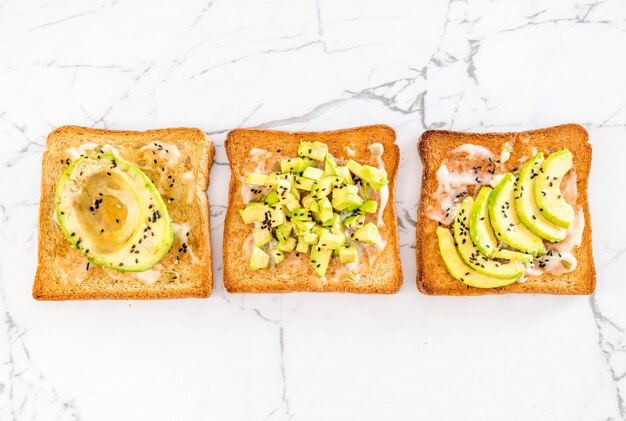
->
<box><xmin>488</xmin><ymin>173</ymin><xmax>545</xmax><ymax>256</ymax></box>
<box><xmin>535</xmin><ymin>149</ymin><xmax>574</xmax><ymax>228</ymax></box>
<box><xmin>515</xmin><ymin>153</ymin><xmax>567</xmax><ymax>241</ymax></box>
<box><xmin>454</xmin><ymin>197</ymin><xmax>524</xmax><ymax>279</ymax></box>
<box><xmin>436</xmin><ymin>227</ymin><xmax>520</xmax><ymax>288</ymax></box>
<box><xmin>469</xmin><ymin>186</ymin><xmax>498</xmax><ymax>258</ymax></box>
<box><xmin>493</xmin><ymin>249</ymin><xmax>533</xmax><ymax>263</ymax></box>
<box><xmin>55</xmin><ymin>154</ymin><xmax>173</xmax><ymax>272</ymax></box>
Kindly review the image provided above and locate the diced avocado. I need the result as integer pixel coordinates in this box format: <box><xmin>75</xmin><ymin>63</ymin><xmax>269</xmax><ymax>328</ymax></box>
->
<box><xmin>310</xmin><ymin>245</ymin><xmax>332</xmax><ymax>276</ymax></box>
<box><xmin>296</xmin><ymin>237</ymin><xmax>309</xmax><ymax>253</ymax></box>
<box><xmin>316</xmin><ymin>197</ymin><xmax>333</xmax><ymax>223</ymax></box>
<box><xmin>54</xmin><ymin>154</ymin><xmax>173</xmax><ymax>272</ymax></box>
<box><xmin>253</xmin><ymin>227</ymin><xmax>273</xmax><ymax>246</ymax></box>
<box><xmin>264</xmin><ymin>190</ymin><xmax>279</xmax><ymax>206</ymax></box>
<box><xmin>303</xmin><ymin>232</ymin><xmax>319</xmax><ymax>244</ymax></box>
<box><xmin>331</xmin><ymin>190</ymin><xmax>363</xmax><ymax>212</ymax></box>
<box><xmin>244</xmin><ymin>172</ymin><xmax>268</xmax><ymax>186</ymax></box>
<box><xmin>343</xmin><ymin>214</ymin><xmax>365</xmax><ymax>229</ymax></box>
<box><xmin>264</xmin><ymin>172</ymin><xmax>281</xmax><ymax>189</ymax></box>
<box><xmin>278</xmin><ymin>237</ymin><xmax>297</xmax><ymax>252</ymax></box>
<box><xmin>309</xmin><ymin>200</ymin><xmax>319</xmax><ymax>213</ymax></box>
<box><xmin>284</xmin><ymin>198</ymin><xmax>300</xmax><ymax>212</ymax></box>
<box><xmin>293</xmin><ymin>220</ymin><xmax>316</xmax><ymax>235</ymax></box>
<box><xmin>324</xmin><ymin>154</ymin><xmax>338</xmax><ymax>175</ymax></box>
<box><xmin>280</xmin><ymin>157</ymin><xmax>305</xmax><ymax>174</ymax></box>
<box><xmin>339</xmin><ymin>246</ymin><xmax>358</xmax><ymax>264</ymax></box>
<box><xmin>535</xmin><ymin>149</ymin><xmax>574</xmax><ymax>228</ymax></box>
<box><xmin>312</xmin><ymin>225</ymin><xmax>329</xmax><ymax>237</ymax></box>
<box><xmin>290</xmin><ymin>181</ymin><xmax>301</xmax><ymax>201</ymax></box>
<box><xmin>268</xmin><ymin>206</ymin><xmax>286</xmax><ymax>227</ymax></box>
<box><xmin>469</xmin><ymin>186</ymin><xmax>498</xmax><ymax>258</ymax></box>
<box><xmin>250</xmin><ymin>246</ymin><xmax>269</xmax><ymax>270</ymax></box>
<box><xmin>454</xmin><ymin>197</ymin><xmax>525</xmax><ymax>279</ymax></box>
<box><xmin>488</xmin><ymin>173</ymin><xmax>545</xmax><ymax>256</ymax></box>
<box><xmin>290</xmin><ymin>208</ymin><xmax>312</xmax><ymax>221</ymax></box>
<box><xmin>277</xmin><ymin>178</ymin><xmax>292</xmax><ymax>196</ymax></box>
<box><xmin>239</xmin><ymin>202</ymin><xmax>268</xmax><ymax>224</ymax></box>
<box><xmin>515</xmin><ymin>152</ymin><xmax>567</xmax><ymax>241</ymax></box>
<box><xmin>436</xmin><ymin>227</ymin><xmax>520</xmax><ymax>288</ymax></box>
<box><xmin>361</xmin><ymin>165</ymin><xmax>389</xmax><ymax>191</ymax></box>
<box><xmin>311</xmin><ymin>176</ymin><xmax>333</xmax><ymax>199</ymax></box>
<box><xmin>335</xmin><ymin>166</ymin><xmax>353</xmax><ymax>184</ymax></box>
<box><xmin>322</xmin><ymin>213</ymin><xmax>340</xmax><ymax>227</ymax></box>
<box><xmin>360</xmin><ymin>200</ymin><xmax>377</xmax><ymax>213</ymax></box>
<box><xmin>269</xmin><ymin>248</ymin><xmax>285</xmax><ymax>264</ymax></box>
<box><xmin>352</xmin><ymin>222</ymin><xmax>379</xmax><ymax>244</ymax></box>
<box><xmin>494</xmin><ymin>249</ymin><xmax>533</xmax><ymax>263</ymax></box>
<box><xmin>302</xmin><ymin>167</ymin><xmax>324</xmax><ymax>180</ymax></box>
<box><xmin>318</xmin><ymin>232</ymin><xmax>344</xmax><ymax>250</ymax></box>
<box><xmin>294</xmin><ymin>176</ymin><xmax>315</xmax><ymax>191</ymax></box>
<box><xmin>301</xmin><ymin>194</ymin><xmax>315</xmax><ymax>209</ymax></box>
<box><xmin>276</xmin><ymin>222</ymin><xmax>293</xmax><ymax>242</ymax></box>
<box><xmin>347</xmin><ymin>159</ymin><xmax>365</xmax><ymax>179</ymax></box>
<box><xmin>298</xmin><ymin>141</ymin><xmax>328</xmax><ymax>161</ymax></box>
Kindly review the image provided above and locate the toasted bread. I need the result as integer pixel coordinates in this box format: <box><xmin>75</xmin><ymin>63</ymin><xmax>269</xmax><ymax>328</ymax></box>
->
<box><xmin>416</xmin><ymin>124</ymin><xmax>595</xmax><ymax>295</ymax></box>
<box><xmin>223</xmin><ymin>125</ymin><xmax>402</xmax><ymax>293</ymax></box>
<box><xmin>33</xmin><ymin>126</ymin><xmax>215</xmax><ymax>300</ymax></box>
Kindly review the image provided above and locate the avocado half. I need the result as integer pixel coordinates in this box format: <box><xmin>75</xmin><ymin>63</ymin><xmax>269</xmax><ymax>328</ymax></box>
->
<box><xmin>55</xmin><ymin>154</ymin><xmax>173</xmax><ymax>272</ymax></box>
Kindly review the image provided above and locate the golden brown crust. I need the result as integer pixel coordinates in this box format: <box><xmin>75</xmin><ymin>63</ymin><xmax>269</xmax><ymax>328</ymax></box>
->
<box><xmin>223</xmin><ymin>125</ymin><xmax>402</xmax><ymax>293</ymax></box>
<box><xmin>33</xmin><ymin>125</ymin><xmax>214</xmax><ymax>300</ymax></box>
<box><xmin>416</xmin><ymin>124</ymin><xmax>595</xmax><ymax>295</ymax></box>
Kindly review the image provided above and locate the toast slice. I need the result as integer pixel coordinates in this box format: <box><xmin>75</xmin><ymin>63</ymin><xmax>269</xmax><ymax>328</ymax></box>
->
<box><xmin>33</xmin><ymin>125</ymin><xmax>215</xmax><ymax>300</ymax></box>
<box><xmin>224</xmin><ymin>125</ymin><xmax>402</xmax><ymax>293</ymax></box>
<box><xmin>416</xmin><ymin>124</ymin><xmax>595</xmax><ymax>295</ymax></box>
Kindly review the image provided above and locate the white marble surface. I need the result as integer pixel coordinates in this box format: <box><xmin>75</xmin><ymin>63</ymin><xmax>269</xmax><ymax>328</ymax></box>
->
<box><xmin>1</xmin><ymin>0</ymin><xmax>626</xmax><ymax>420</ymax></box>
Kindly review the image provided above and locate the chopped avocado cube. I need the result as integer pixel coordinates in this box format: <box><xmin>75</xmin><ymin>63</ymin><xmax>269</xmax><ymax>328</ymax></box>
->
<box><xmin>310</xmin><ymin>245</ymin><xmax>332</xmax><ymax>276</ymax></box>
<box><xmin>312</xmin><ymin>225</ymin><xmax>330</xmax><ymax>237</ymax></box>
<box><xmin>309</xmin><ymin>200</ymin><xmax>319</xmax><ymax>213</ymax></box>
<box><xmin>253</xmin><ymin>227</ymin><xmax>273</xmax><ymax>246</ymax></box>
<box><xmin>298</xmin><ymin>141</ymin><xmax>328</xmax><ymax>161</ymax></box>
<box><xmin>264</xmin><ymin>172</ymin><xmax>281</xmax><ymax>189</ymax></box>
<box><xmin>316</xmin><ymin>197</ymin><xmax>333</xmax><ymax>223</ymax></box>
<box><xmin>290</xmin><ymin>208</ymin><xmax>312</xmax><ymax>221</ymax></box>
<box><xmin>488</xmin><ymin>173</ymin><xmax>544</xmax><ymax>256</ymax></box>
<box><xmin>294</xmin><ymin>176</ymin><xmax>315</xmax><ymax>191</ymax></box>
<box><xmin>278</xmin><ymin>237</ymin><xmax>297</xmax><ymax>252</ymax></box>
<box><xmin>469</xmin><ymin>186</ymin><xmax>499</xmax><ymax>258</ymax></box>
<box><xmin>244</xmin><ymin>172</ymin><xmax>268</xmax><ymax>186</ymax></box>
<box><xmin>303</xmin><ymin>232</ymin><xmax>319</xmax><ymax>244</ymax></box>
<box><xmin>436</xmin><ymin>226</ymin><xmax>520</xmax><ymax>288</ymax></box>
<box><xmin>302</xmin><ymin>167</ymin><xmax>324</xmax><ymax>180</ymax></box>
<box><xmin>250</xmin><ymin>247</ymin><xmax>269</xmax><ymax>270</ymax></box>
<box><xmin>352</xmin><ymin>222</ymin><xmax>379</xmax><ymax>244</ymax></box>
<box><xmin>296</xmin><ymin>237</ymin><xmax>309</xmax><ymax>253</ymax></box>
<box><xmin>347</xmin><ymin>159</ymin><xmax>365</xmax><ymax>179</ymax></box>
<box><xmin>324</xmin><ymin>154</ymin><xmax>338</xmax><ymax>175</ymax></box>
<box><xmin>335</xmin><ymin>166</ymin><xmax>353</xmax><ymax>184</ymax></box>
<box><xmin>293</xmin><ymin>220</ymin><xmax>316</xmax><ymax>235</ymax></box>
<box><xmin>318</xmin><ymin>232</ymin><xmax>344</xmax><ymax>250</ymax></box>
<box><xmin>360</xmin><ymin>200</ymin><xmax>377</xmax><ymax>213</ymax></box>
<box><xmin>515</xmin><ymin>152</ymin><xmax>567</xmax><ymax>241</ymax></box>
<box><xmin>361</xmin><ymin>165</ymin><xmax>389</xmax><ymax>191</ymax></box>
<box><xmin>339</xmin><ymin>246</ymin><xmax>357</xmax><ymax>264</ymax></box>
<box><xmin>534</xmin><ymin>149</ymin><xmax>574</xmax><ymax>229</ymax></box>
<box><xmin>311</xmin><ymin>176</ymin><xmax>333</xmax><ymax>199</ymax></box>
<box><xmin>269</xmin><ymin>248</ymin><xmax>285</xmax><ymax>264</ymax></box>
<box><xmin>268</xmin><ymin>206</ymin><xmax>286</xmax><ymax>227</ymax></box>
<box><xmin>322</xmin><ymin>213</ymin><xmax>340</xmax><ymax>227</ymax></box>
<box><xmin>276</xmin><ymin>222</ymin><xmax>293</xmax><ymax>241</ymax></box>
<box><xmin>277</xmin><ymin>178</ymin><xmax>292</xmax><ymax>195</ymax></box>
<box><xmin>264</xmin><ymin>190</ymin><xmax>279</xmax><ymax>206</ymax></box>
<box><xmin>301</xmin><ymin>193</ymin><xmax>315</xmax><ymax>209</ymax></box>
<box><xmin>493</xmin><ymin>249</ymin><xmax>533</xmax><ymax>263</ymax></box>
<box><xmin>343</xmin><ymin>214</ymin><xmax>365</xmax><ymax>229</ymax></box>
<box><xmin>284</xmin><ymin>198</ymin><xmax>300</xmax><ymax>212</ymax></box>
<box><xmin>239</xmin><ymin>202</ymin><xmax>268</xmax><ymax>224</ymax></box>
<box><xmin>454</xmin><ymin>197</ymin><xmax>525</xmax><ymax>279</ymax></box>
<box><xmin>280</xmin><ymin>157</ymin><xmax>305</xmax><ymax>174</ymax></box>
<box><xmin>331</xmin><ymin>192</ymin><xmax>363</xmax><ymax>212</ymax></box>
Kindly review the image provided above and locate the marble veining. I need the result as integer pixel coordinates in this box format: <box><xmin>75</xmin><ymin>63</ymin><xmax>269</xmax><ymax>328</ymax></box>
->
<box><xmin>1</xmin><ymin>0</ymin><xmax>626</xmax><ymax>420</ymax></box>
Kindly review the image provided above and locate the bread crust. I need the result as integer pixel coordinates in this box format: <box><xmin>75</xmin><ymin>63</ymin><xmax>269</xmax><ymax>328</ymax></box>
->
<box><xmin>416</xmin><ymin>124</ymin><xmax>595</xmax><ymax>295</ymax></box>
<box><xmin>223</xmin><ymin>125</ymin><xmax>402</xmax><ymax>293</ymax></box>
<box><xmin>33</xmin><ymin>125</ymin><xmax>215</xmax><ymax>300</ymax></box>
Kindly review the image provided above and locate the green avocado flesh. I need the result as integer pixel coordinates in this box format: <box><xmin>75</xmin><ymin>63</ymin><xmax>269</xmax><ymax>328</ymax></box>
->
<box><xmin>493</xmin><ymin>249</ymin><xmax>533</xmax><ymax>263</ymax></box>
<box><xmin>488</xmin><ymin>173</ymin><xmax>545</xmax><ymax>256</ymax></box>
<box><xmin>436</xmin><ymin>227</ymin><xmax>520</xmax><ymax>289</ymax></box>
<box><xmin>242</xmin><ymin>142</ymin><xmax>388</xmax><ymax>276</ymax></box>
<box><xmin>454</xmin><ymin>198</ymin><xmax>524</xmax><ymax>280</ymax></box>
<box><xmin>55</xmin><ymin>154</ymin><xmax>173</xmax><ymax>272</ymax></box>
<box><xmin>534</xmin><ymin>149</ymin><xmax>574</xmax><ymax>228</ymax></box>
<box><xmin>514</xmin><ymin>153</ymin><xmax>567</xmax><ymax>241</ymax></box>
<box><xmin>469</xmin><ymin>186</ymin><xmax>498</xmax><ymax>257</ymax></box>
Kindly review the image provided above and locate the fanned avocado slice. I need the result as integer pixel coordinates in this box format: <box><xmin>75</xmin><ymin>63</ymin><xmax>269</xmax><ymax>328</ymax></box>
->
<box><xmin>436</xmin><ymin>227</ymin><xmax>520</xmax><ymax>288</ymax></box>
<box><xmin>493</xmin><ymin>249</ymin><xmax>533</xmax><ymax>263</ymax></box>
<box><xmin>55</xmin><ymin>154</ymin><xmax>173</xmax><ymax>272</ymax></box>
<box><xmin>535</xmin><ymin>149</ymin><xmax>574</xmax><ymax>228</ymax></box>
<box><xmin>454</xmin><ymin>197</ymin><xmax>524</xmax><ymax>279</ymax></box>
<box><xmin>514</xmin><ymin>152</ymin><xmax>567</xmax><ymax>241</ymax></box>
<box><xmin>469</xmin><ymin>186</ymin><xmax>498</xmax><ymax>257</ymax></box>
<box><xmin>488</xmin><ymin>173</ymin><xmax>545</xmax><ymax>256</ymax></box>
